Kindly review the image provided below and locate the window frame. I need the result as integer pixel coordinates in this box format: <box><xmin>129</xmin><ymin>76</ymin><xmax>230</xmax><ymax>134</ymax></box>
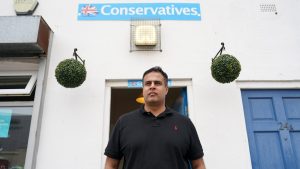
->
<box><xmin>0</xmin><ymin>71</ymin><xmax>37</xmax><ymax>96</ymax></box>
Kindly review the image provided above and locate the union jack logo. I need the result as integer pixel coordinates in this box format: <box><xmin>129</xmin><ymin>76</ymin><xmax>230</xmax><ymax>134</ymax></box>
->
<box><xmin>81</xmin><ymin>4</ymin><xmax>99</xmax><ymax>16</ymax></box>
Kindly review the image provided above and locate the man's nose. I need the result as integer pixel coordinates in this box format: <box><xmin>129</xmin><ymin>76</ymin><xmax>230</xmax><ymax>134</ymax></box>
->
<box><xmin>149</xmin><ymin>82</ymin><xmax>156</xmax><ymax>88</ymax></box>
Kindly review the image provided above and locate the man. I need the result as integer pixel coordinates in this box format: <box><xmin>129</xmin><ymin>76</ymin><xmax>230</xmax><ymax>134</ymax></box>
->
<box><xmin>104</xmin><ymin>66</ymin><xmax>206</xmax><ymax>169</ymax></box>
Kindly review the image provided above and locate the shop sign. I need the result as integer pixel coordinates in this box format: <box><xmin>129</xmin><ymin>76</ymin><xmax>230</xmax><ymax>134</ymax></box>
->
<box><xmin>0</xmin><ymin>109</ymin><xmax>12</xmax><ymax>138</ymax></box>
<box><xmin>78</xmin><ymin>3</ymin><xmax>201</xmax><ymax>20</ymax></box>
<box><xmin>128</xmin><ymin>80</ymin><xmax>172</xmax><ymax>88</ymax></box>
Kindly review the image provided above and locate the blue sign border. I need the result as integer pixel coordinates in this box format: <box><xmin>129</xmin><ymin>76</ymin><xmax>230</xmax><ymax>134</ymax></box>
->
<box><xmin>78</xmin><ymin>3</ymin><xmax>201</xmax><ymax>21</ymax></box>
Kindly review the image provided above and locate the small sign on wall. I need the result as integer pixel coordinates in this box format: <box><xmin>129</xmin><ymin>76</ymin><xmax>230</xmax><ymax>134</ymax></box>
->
<box><xmin>0</xmin><ymin>109</ymin><xmax>12</xmax><ymax>138</ymax></box>
<box><xmin>128</xmin><ymin>80</ymin><xmax>172</xmax><ymax>88</ymax></box>
<box><xmin>128</xmin><ymin>80</ymin><xmax>143</xmax><ymax>88</ymax></box>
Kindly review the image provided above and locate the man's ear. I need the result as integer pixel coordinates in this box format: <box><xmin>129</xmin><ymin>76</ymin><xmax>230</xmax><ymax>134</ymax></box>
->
<box><xmin>165</xmin><ymin>86</ymin><xmax>169</xmax><ymax>95</ymax></box>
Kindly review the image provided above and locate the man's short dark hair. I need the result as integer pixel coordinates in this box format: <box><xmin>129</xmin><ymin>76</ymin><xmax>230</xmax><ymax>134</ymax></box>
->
<box><xmin>142</xmin><ymin>66</ymin><xmax>168</xmax><ymax>86</ymax></box>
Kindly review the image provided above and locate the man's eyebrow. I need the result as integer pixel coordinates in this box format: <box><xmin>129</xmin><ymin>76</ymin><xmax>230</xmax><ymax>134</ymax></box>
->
<box><xmin>144</xmin><ymin>80</ymin><xmax>162</xmax><ymax>82</ymax></box>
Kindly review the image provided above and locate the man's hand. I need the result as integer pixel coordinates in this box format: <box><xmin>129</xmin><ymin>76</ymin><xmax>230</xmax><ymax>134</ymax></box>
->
<box><xmin>192</xmin><ymin>158</ymin><xmax>206</xmax><ymax>169</ymax></box>
<box><xmin>104</xmin><ymin>157</ymin><xmax>120</xmax><ymax>169</ymax></box>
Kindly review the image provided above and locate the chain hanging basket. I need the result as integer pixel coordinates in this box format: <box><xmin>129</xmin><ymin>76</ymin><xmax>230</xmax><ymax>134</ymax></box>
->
<box><xmin>55</xmin><ymin>49</ymin><xmax>87</xmax><ymax>88</ymax></box>
<box><xmin>211</xmin><ymin>43</ymin><xmax>241</xmax><ymax>83</ymax></box>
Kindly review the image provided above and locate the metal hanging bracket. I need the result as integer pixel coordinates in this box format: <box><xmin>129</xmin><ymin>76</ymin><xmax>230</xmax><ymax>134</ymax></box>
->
<box><xmin>73</xmin><ymin>48</ymin><xmax>85</xmax><ymax>66</ymax></box>
<box><xmin>212</xmin><ymin>42</ymin><xmax>225</xmax><ymax>61</ymax></box>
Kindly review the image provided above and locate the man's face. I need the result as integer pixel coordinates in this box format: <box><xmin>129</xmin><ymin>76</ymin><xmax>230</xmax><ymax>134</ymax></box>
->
<box><xmin>143</xmin><ymin>72</ymin><xmax>168</xmax><ymax>105</ymax></box>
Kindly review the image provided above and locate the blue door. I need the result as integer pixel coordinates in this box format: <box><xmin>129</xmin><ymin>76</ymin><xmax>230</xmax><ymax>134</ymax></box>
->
<box><xmin>241</xmin><ymin>90</ymin><xmax>300</xmax><ymax>169</ymax></box>
<box><xmin>172</xmin><ymin>88</ymin><xmax>188</xmax><ymax>116</ymax></box>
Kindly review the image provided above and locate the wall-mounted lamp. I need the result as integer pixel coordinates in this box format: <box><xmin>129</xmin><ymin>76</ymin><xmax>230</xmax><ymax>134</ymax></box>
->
<box><xmin>130</xmin><ymin>19</ymin><xmax>162</xmax><ymax>52</ymax></box>
<box><xmin>135</xmin><ymin>25</ymin><xmax>157</xmax><ymax>46</ymax></box>
<box><xmin>14</xmin><ymin>0</ymin><xmax>39</xmax><ymax>15</ymax></box>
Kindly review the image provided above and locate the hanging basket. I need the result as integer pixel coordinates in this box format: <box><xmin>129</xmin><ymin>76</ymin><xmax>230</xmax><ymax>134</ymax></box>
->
<box><xmin>211</xmin><ymin>54</ymin><xmax>241</xmax><ymax>83</ymax></box>
<box><xmin>55</xmin><ymin>58</ymin><xmax>87</xmax><ymax>88</ymax></box>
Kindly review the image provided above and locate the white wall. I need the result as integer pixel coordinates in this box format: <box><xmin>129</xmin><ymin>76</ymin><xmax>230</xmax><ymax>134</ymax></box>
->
<box><xmin>1</xmin><ymin>0</ymin><xmax>300</xmax><ymax>169</ymax></box>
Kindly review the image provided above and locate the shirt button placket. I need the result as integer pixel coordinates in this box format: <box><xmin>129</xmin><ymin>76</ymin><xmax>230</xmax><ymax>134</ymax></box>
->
<box><xmin>152</xmin><ymin>117</ymin><xmax>159</xmax><ymax>127</ymax></box>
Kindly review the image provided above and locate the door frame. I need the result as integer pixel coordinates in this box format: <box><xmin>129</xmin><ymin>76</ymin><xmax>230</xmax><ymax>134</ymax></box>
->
<box><xmin>101</xmin><ymin>78</ymin><xmax>194</xmax><ymax>168</ymax></box>
<box><xmin>236</xmin><ymin>80</ymin><xmax>300</xmax><ymax>169</ymax></box>
<box><xmin>236</xmin><ymin>80</ymin><xmax>300</xmax><ymax>89</ymax></box>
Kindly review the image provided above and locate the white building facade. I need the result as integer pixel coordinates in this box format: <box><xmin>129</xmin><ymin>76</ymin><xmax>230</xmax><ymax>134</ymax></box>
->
<box><xmin>0</xmin><ymin>0</ymin><xmax>300</xmax><ymax>169</ymax></box>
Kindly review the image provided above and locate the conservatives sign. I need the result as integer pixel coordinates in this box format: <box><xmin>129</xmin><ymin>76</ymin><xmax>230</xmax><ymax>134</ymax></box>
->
<box><xmin>78</xmin><ymin>3</ymin><xmax>201</xmax><ymax>21</ymax></box>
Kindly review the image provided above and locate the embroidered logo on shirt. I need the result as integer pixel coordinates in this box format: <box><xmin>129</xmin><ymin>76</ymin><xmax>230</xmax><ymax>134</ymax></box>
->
<box><xmin>174</xmin><ymin>125</ymin><xmax>178</xmax><ymax>131</ymax></box>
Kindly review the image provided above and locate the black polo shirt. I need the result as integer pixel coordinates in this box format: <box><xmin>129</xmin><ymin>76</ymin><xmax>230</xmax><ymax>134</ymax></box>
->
<box><xmin>104</xmin><ymin>107</ymin><xmax>204</xmax><ymax>169</ymax></box>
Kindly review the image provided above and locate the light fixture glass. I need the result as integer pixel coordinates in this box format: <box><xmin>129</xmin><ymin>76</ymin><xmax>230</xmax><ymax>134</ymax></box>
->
<box><xmin>135</xmin><ymin>25</ymin><xmax>157</xmax><ymax>46</ymax></box>
<box><xmin>130</xmin><ymin>19</ymin><xmax>161</xmax><ymax>52</ymax></box>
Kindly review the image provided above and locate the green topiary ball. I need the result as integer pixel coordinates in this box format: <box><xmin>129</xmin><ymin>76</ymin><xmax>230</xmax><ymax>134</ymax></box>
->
<box><xmin>211</xmin><ymin>54</ymin><xmax>241</xmax><ymax>83</ymax></box>
<box><xmin>55</xmin><ymin>59</ymin><xmax>87</xmax><ymax>88</ymax></box>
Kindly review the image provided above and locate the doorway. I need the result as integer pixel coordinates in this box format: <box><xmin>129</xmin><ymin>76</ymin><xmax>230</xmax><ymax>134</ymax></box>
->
<box><xmin>101</xmin><ymin>79</ymin><xmax>193</xmax><ymax>168</ymax></box>
<box><xmin>241</xmin><ymin>89</ymin><xmax>300</xmax><ymax>169</ymax></box>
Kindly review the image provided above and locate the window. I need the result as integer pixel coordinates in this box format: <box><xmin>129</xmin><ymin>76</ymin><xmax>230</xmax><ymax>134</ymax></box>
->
<box><xmin>0</xmin><ymin>102</ymin><xmax>34</xmax><ymax>169</ymax></box>
<box><xmin>0</xmin><ymin>70</ymin><xmax>39</xmax><ymax>169</ymax></box>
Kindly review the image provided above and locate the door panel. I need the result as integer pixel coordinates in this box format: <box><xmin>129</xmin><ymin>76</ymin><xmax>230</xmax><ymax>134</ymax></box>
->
<box><xmin>283</xmin><ymin>97</ymin><xmax>300</xmax><ymax>119</ymax></box>
<box><xmin>254</xmin><ymin>132</ymin><xmax>285</xmax><ymax>169</ymax></box>
<box><xmin>249</xmin><ymin>97</ymin><xmax>277</xmax><ymax>121</ymax></box>
<box><xmin>290</xmin><ymin>132</ymin><xmax>300</xmax><ymax>169</ymax></box>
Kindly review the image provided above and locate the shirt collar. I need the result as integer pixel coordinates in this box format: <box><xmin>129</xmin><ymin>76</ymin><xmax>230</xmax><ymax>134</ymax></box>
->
<box><xmin>140</xmin><ymin>105</ymin><xmax>173</xmax><ymax>118</ymax></box>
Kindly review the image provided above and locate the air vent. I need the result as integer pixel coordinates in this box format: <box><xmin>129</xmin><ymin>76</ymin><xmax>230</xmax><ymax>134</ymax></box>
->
<box><xmin>260</xmin><ymin>4</ymin><xmax>277</xmax><ymax>13</ymax></box>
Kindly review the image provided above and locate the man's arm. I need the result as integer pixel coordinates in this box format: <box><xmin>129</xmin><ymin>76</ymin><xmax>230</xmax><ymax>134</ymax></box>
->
<box><xmin>191</xmin><ymin>158</ymin><xmax>206</xmax><ymax>169</ymax></box>
<box><xmin>104</xmin><ymin>157</ymin><xmax>120</xmax><ymax>169</ymax></box>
